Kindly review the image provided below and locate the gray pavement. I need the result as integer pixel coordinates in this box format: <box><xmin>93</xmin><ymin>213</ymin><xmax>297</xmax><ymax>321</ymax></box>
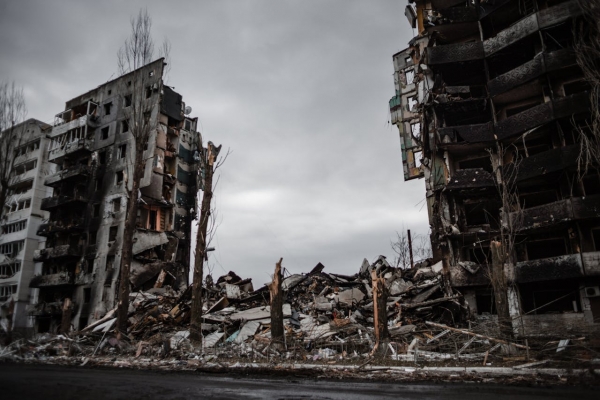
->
<box><xmin>0</xmin><ymin>363</ymin><xmax>597</xmax><ymax>399</ymax></box>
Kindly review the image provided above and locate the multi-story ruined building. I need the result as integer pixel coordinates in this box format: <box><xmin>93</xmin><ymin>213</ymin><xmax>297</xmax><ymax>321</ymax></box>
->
<box><xmin>391</xmin><ymin>0</ymin><xmax>599</xmax><ymax>334</ymax></box>
<box><xmin>1</xmin><ymin>119</ymin><xmax>54</xmax><ymax>335</ymax></box>
<box><xmin>30</xmin><ymin>58</ymin><xmax>200</xmax><ymax>333</ymax></box>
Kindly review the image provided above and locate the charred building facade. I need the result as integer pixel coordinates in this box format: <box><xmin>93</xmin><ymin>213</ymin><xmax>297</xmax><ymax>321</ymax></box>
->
<box><xmin>1</xmin><ymin>119</ymin><xmax>54</xmax><ymax>334</ymax></box>
<box><xmin>30</xmin><ymin>59</ymin><xmax>200</xmax><ymax>333</ymax></box>
<box><xmin>391</xmin><ymin>0</ymin><xmax>600</xmax><ymax>334</ymax></box>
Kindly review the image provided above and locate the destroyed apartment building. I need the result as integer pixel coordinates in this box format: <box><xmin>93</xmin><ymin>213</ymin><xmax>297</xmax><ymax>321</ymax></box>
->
<box><xmin>1</xmin><ymin>119</ymin><xmax>54</xmax><ymax>335</ymax></box>
<box><xmin>29</xmin><ymin>58</ymin><xmax>201</xmax><ymax>333</ymax></box>
<box><xmin>390</xmin><ymin>0</ymin><xmax>600</xmax><ymax>335</ymax></box>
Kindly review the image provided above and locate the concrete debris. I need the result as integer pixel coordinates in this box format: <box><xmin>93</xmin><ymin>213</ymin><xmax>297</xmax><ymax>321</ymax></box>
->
<box><xmin>2</xmin><ymin>256</ymin><xmax>597</xmax><ymax>375</ymax></box>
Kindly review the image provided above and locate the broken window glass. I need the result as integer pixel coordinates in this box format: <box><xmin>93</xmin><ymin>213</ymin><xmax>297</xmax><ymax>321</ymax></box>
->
<box><xmin>407</xmin><ymin>96</ymin><xmax>418</xmax><ymax>112</ymax></box>
<box><xmin>410</xmin><ymin>122</ymin><xmax>421</xmax><ymax>141</ymax></box>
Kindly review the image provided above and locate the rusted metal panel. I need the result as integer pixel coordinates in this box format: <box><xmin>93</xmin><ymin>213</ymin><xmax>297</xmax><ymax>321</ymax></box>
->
<box><xmin>515</xmin><ymin>254</ymin><xmax>584</xmax><ymax>283</ymax></box>
<box><xmin>426</xmin><ymin>41</ymin><xmax>484</xmax><ymax>65</ymax></box>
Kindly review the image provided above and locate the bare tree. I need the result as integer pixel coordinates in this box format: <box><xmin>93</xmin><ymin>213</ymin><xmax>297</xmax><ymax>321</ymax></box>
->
<box><xmin>115</xmin><ymin>9</ymin><xmax>170</xmax><ymax>333</ymax></box>
<box><xmin>0</xmin><ymin>81</ymin><xmax>27</xmax><ymax>215</ymax></box>
<box><xmin>391</xmin><ymin>229</ymin><xmax>410</xmax><ymax>269</ymax></box>
<box><xmin>414</xmin><ymin>232</ymin><xmax>433</xmax><ymax>261</ymax></box>
<box><xmin>391</xmin><ymin>228</ymin><xmax>432</xmax><ymax>269</ymax></box>
<box><xmin>573</xmin><ymin>1</ymin><xmax>600</xmax><ymax>178</ymax></box>
<box><xmin>486</xmin><ymin>142</ymin><xmax>524</xmax><ymax>339</ymax></box>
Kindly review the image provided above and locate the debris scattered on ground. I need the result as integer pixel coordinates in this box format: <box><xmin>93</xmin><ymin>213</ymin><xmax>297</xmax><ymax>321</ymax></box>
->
<box><xmin>2</xmin><ymin>255</ymin><xmax>599</xmax><ymax>382</ymax></box>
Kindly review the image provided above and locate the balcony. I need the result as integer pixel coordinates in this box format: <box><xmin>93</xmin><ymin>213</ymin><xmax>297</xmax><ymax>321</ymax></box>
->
<box><xmin>40</xmin><ymin>194</ymin><xmax>88</xmax><ymax>211</ymax></box>
<box><xmin>13</xmin><ymin>148</ymin><xmax>41</xmax><ymax>166</ymax></box>
<box><xmin>514</xmin><ymin>144</ymin><xmax>580</xmax><ymax>183</ymax></box>
<box><xmin>27</xmin><ymin>301</ymin><xmax>74</xmax><ymax>316</ymax></box>
<box><xmin>50</xmin><ymin>100</ymin><xmax>100</xmax><ymax>138</ymax></box>
<box><xmin>438</xmin><ymin>93</ymin><xmax>590</xmax><ymax>146</ymax></box>
<box><xmin>516</xmin><ymin>254</ymin><xmax>583</xmax><ymax>283</ymax></box>
<box><xmin>37</xmin><ymin>218</ymin><xmax>86</xmax><ymax>236</ymax></box>
<box><xmin>427</xmin><ymin>2</ymin><xmax>581</xmax><ymax>65</ymax></box>
<box><xmin>510</xmin><ymin>195</ymin><xmax>600</xmax><ymax>232</ymax></box>
<box><xmin>511</xmin><ymin>199</ymin><xmax>573</xmax><ymax>231</ymax></box>
<box><xmin>33</xmin><ymin>244</ymin><xmax>83</xmax><ymax>262</ymax></box>
<box><xmin>488</xmin><ymin>49</ymin><xmax>576</xmax><ymax>97</ymax></box>
<box><xmin>7</xmin><ymin>168</ymin><xmax>36</xmax><ymax>188</ymax></box>
<box><xmin>427</xmin><ymin>41</ymin><xmax>484</xmax><ymax>65</ymax></box>
<box><xmin>48</xmin><ymin>138</ymin><xmax>94</xmax><ymax>163</ymax></box>
<box><xmin>45</xmin><ymin>164</ymin><xmax>93</xmax><ymax>186</ymax></box>
<box><xmin>29</xmin><ymin>272</ymin><xmax>74</xmax><ymax>288</ymax></box>
<box><xmin>445</xmin><ymin>168</ymin><xmax>495</xmax><ymax>192</ymax></box>
<box><xmin>483</xmin><ymin>1</ymin><xmax>581</xmax><ymax>57</ymax></box>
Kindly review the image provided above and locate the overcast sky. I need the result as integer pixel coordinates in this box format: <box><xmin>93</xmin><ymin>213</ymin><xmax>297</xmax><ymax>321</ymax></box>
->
<box><xmin>0</xmin><ymin>0</ymin><xmax>429</xmax><ymax>287</ymax></box>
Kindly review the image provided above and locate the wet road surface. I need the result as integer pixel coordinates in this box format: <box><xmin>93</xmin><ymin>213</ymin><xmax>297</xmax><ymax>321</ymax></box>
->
<box><xmin>0</xmin><ymin>363</ymin><xmax>597</xmax><ymax>399</ymax></box>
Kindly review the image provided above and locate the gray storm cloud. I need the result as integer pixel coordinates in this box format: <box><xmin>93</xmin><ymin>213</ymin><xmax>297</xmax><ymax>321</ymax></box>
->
<box><xmin>0</xmin><ymin>0</ymin><xmax>428</xmax><ymax>285</ymax></box>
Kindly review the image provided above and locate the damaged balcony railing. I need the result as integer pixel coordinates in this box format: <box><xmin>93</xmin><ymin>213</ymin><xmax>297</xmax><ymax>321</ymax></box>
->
<box><xmin>40</xmin><ymin>194</ymin><xmax>88</xmax><ymax>211</ymax></box>
<box><xmin>37</xmin><ymin>218</ymin><xmax>86</xmax><ymax>236</ymax></box>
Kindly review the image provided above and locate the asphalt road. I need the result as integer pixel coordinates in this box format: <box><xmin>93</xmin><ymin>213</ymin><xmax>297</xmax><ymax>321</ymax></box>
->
<box><xmin>0</xmin><ymin>363</ymin><xmax>597</xmax><ymax>400</ymax></box>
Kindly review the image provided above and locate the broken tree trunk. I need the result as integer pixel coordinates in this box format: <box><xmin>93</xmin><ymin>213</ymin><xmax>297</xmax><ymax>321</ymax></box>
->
<box><xmin>270</xmin><ymin>257</ymin><xmax>285</xmax><ymax>351</ymax></box>
<box><xmin>61</xmin><ymin>298</ymin><xmax>72</xmax><ymax>335</ymax></box>
<box><xmin>154</xmin><ymin>270</ymin><xmax>167</xmax><ymax>289</ymax></box>
<box><xmin>370</xmin><ymin>269</ymin><xmax>389</xmax><ymax>355</ymax></box>
<box><xmin>491</xmin><ymin>240</ymin><xmax>513</xmax><ymax>339</ymax></box>
<box><xmin>189</xmin><ymin>143</ymin><xmax>217</xmax><ymax>345</ymax></box>
<box><xmin>116</xmin><ymin>149</ymin><xmax>146</xmax><ymax>334</ymax></box>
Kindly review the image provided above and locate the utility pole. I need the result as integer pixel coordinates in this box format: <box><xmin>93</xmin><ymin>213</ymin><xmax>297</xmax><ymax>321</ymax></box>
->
<box><xmin>407</xmin><ymin>229</ymin><xmax>414</xmax><ymax>269</ymax></box>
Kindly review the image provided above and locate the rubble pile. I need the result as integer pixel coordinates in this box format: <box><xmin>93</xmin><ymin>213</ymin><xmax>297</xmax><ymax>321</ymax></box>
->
<box><xmin>101</xmin><ymin>256</ymin><xmax>475</xmax><ymax>360</ymax></box>
<box><xmin>2</xmin><ymin>255</ymin><xmax>599</xmax><ymax>373</ymax></box>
